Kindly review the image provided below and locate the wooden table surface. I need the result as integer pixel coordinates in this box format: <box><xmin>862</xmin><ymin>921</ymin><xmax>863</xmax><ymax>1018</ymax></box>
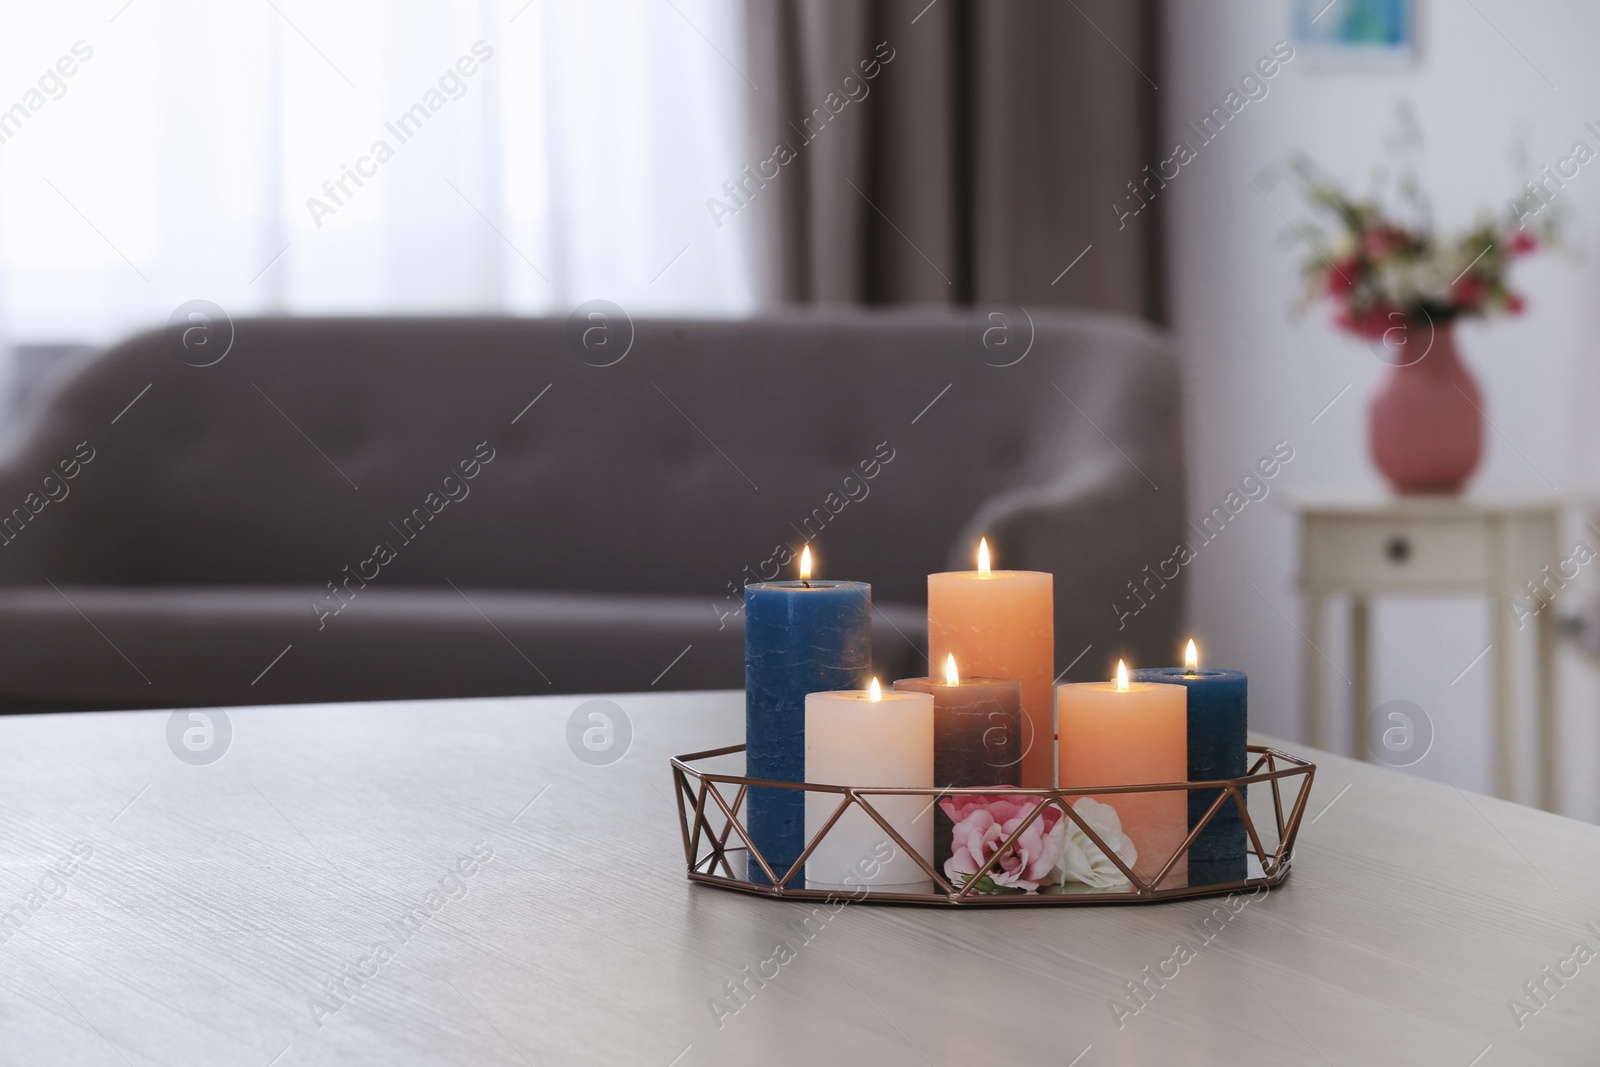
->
<box><xmin>1</xmin><ymin>690</ymin><xmax>1597</xmax><ymax>1066</ymax></box>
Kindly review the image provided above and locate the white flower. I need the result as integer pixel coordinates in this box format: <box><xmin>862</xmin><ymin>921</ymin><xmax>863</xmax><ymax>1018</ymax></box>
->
<box><xmin>1053</xmin><ymin>798</ymin><xmax>1138</xmax><ymax>890</ymax></box>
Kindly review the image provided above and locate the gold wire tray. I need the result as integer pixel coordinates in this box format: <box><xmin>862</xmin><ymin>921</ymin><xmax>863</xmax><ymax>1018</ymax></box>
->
<box><xmin>669</xmin><ymin>744</ymin><xmax>1315</xmax><ymax>906</ymax></box>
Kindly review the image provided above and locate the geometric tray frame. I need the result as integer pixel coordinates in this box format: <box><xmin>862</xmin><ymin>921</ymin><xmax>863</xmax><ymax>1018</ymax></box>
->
<box><xmin>669</xmin><ymin>744</ymin><xmax>1316</xmax><ymax>906</ymax></box>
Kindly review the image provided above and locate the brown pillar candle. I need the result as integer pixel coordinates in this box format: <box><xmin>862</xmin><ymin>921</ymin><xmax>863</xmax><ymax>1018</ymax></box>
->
<box><xmin>894</xmin><ymin>656</ymin><xmax>1023</xmax><ymax>874</ymax></box>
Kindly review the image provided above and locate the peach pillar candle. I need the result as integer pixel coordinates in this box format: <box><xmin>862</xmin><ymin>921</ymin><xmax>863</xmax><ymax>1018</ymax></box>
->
<box><xmin>1057</xmin><ymin>661</ymin><xmax>1188</xmax><ymax>888</ymax></box>
<box><xmin>928</xmin><ymin>538</ymin><xmax>1054</xmax><ymax>787</ymax></box>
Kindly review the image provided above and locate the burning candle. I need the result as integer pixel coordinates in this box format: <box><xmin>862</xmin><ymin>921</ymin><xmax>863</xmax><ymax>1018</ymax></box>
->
<box><xmin>804</xmin><ymin>678</ymin><xmax>935</xmax><ymax>889</ymax></box>
<box><xmin>745</xmin><ymin>546</ymin><xmax>871</xmax><ymax>883</ymax></box>
<box><xmin>1057</xmin><ymin>660</ymin><xmax>1188</xmax><ymax>888</ymax></box>
<box><xmin>894</xmin><ymin>655</ymin><xmax>1022</xmax><ymax>871</ymax></box>
<box><xmin>928</xmin><ymin>538</ymin><xmax>1054</xmax><ymax>787</ymax></box>
<box><xmin>1132</xmin><ymin>640</ymin><xmax>1248</xmax><ymax>886</ymax></box>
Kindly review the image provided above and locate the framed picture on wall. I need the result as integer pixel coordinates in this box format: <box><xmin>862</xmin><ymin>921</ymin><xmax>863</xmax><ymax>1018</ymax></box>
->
<box><xmin>1295</xmin><ymin>0</ymin><xmax>1419</xmax><ymax>68</ymax></box>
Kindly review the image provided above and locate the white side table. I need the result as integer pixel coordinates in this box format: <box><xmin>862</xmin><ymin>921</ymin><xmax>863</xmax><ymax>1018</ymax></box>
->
<box><xmin>1291</xmin><ymin>493</ymin><xmax>1561</xmax><ymax>809</ymax></box>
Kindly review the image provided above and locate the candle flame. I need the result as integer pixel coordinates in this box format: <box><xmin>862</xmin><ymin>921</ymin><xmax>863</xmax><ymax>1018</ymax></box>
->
<box><xmin>799</xmin><ymin>545</ymin><xmax>812</xmax><ymax>581</ymax></box>
<box><xmin>1185</xmin><ymin>639</ymin><xmax>1199</xmax><ymax>671</ymax></box>
<box><xmin>868</xmin><ymin>677</ymin><xmax>882</xmax><ymax>702</ymax></box>
<box><xmin>977</xmin><ymin>537</ymin><xmax>991</xmax><ymax>577</ymax></box>
<box><xmin>944</xmin><ymin>653</ymin><xmax>959</xmax><ymax>685</ymax></box>
<box><xmin>1115</xmin><ymin>659</ymin><xmax>1129</xmax><ymax>692</ymax></box>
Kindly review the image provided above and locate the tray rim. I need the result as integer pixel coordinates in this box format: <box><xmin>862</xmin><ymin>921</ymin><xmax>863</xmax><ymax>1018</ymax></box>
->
<box><xmin>668</xmin><ymin>744</ymin><xmax>1316</xmax><ymax>906</ymax></box>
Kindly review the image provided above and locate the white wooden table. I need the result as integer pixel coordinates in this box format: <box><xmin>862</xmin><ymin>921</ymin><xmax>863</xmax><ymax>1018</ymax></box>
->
<box><xmin>1292</xmin><ymin>493</ymin><xmax>1562</xmax><ymax>808</ymax></box>
<box><xmin>1</xmin><ymin>690</ymin><xmax>1597</xmax><ymax>1065</ymax></box>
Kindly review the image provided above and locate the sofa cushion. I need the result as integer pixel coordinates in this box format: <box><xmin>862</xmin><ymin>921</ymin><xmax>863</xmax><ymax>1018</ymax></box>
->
<box><xmin>0</xmin><ymin>309</ymin><xmax>1182</xmax><ymax>705</ymax></box>
<box><xmin>0</xmin><ymin>311</ymin><xmax>1178</xmax><ymax>604</ymax></box>
<box><xmin>0</xmin><ymin>587</ymin><xmax>927</xmax><ymax>712</ymax></box>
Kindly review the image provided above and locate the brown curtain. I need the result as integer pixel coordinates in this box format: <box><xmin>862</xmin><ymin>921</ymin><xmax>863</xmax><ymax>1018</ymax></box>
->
<box><xmin>740</xmin><ymin>0</ymin><xmax>1157</xmax><ymax>317</ymax></box>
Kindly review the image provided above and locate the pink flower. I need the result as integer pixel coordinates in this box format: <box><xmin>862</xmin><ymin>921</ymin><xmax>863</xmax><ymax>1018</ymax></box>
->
<box><xmin>1506</xmin><ymin>292</ymin><xmax>1526</xmax><ymax>314</ymax></box>
<box><xmin>1325</xmin><ymin>256</ymin><xmax>1361</xmax><ymax>295</ymax></box>
<box><xmin>940</xmin><ymin>794</ymin><xmax>1063</xmax><ymax>893</ymax></box>
<box><xmin>1363</xmin><ymin>226</ymin><xmax>1405</xmax><ymax>259</ymax></box>
<box><xmin>1451</xmin><ymin>273</ymin><xmax>1487</xmax><ymax>310</ymax></box>
<box><xmin>1508</xmin><ymin>232</ymin><xmax>1538</xmax><ymax>256</ymax></box>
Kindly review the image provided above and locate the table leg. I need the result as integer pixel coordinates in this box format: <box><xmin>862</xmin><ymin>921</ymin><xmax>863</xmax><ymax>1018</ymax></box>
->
<box><xmin>1303</xmin><ymin>589</ymin><xmax>1326</xmax><ymax>748</ymax></box>
<box><xmin>1493</xmin><ymin>591</ymin><xmax>1516</xmax><ymax>802</ymax></box>
<box><xmin>1350</xmin><ymin>596</ymin><xmax>1371</xmax><ymax>761</ymax></box>
<box><xmin>1537</xmin><ymin>598</ymin><xmax>1558</xmax><ymax>812</ymax></box>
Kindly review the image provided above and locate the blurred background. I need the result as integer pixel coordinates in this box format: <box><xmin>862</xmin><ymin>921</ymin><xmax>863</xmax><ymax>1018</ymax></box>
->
<box><xmin>3</xmin><ymin>0</ymin><xmax>1598</xmax><ymax>820</ymax></box>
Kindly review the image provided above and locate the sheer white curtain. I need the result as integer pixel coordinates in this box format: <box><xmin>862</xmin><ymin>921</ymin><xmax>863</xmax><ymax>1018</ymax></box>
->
<box><xmin>0</xmin><ymin>0</ymin><xmax>754</xmax><ymax>361</ymax></box>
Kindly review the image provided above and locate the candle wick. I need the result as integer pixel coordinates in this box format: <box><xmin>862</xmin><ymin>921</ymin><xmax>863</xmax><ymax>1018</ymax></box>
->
<box><xmin>802</xmin><ymin>580</ymin><xmax>811</xmax><ymax>589</ymax></box>
<box><xmin>1185</xmin><ymin>669</ymin><xmax>1196</xmax><ymax>677</ymax></box>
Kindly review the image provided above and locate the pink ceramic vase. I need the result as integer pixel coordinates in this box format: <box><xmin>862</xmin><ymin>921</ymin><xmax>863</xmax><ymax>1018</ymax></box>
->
<box><xmin>1368</xmin><ymin>323</ymin><xmax>1483</xmax><ymax>495</ymax></box>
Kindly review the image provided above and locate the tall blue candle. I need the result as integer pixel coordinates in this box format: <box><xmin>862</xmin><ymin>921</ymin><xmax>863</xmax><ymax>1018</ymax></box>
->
<box><xmin>1132</xmin><ymin>649</ymin><xmax>1247</xmax><ymax>886</ymax></box>
<box><xmin>744</xmin><ymin>554</ymin><xmax>870</xmax><ymax>884</ymax></box>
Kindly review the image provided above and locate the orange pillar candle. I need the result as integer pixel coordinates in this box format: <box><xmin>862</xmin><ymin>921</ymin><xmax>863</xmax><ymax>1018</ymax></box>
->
<box><xmin>927</xmin><ymin>538</ymin><xmax>1054</xmax><ymax>787</ymax></box>
<box><xmin>1057</xmin><ymin>661</ymin><xmax>1188</xmax><ymax>888</ymax></box>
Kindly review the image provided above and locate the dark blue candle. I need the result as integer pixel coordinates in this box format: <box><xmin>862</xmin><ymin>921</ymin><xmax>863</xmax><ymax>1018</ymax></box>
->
<box><xmin>745</xmin><ymin>576</ymin><xmax>871</xmax><ymax>883</ymax></box>
<box><xmin>1130</xmin><ymin>661</ymin><xmax>1247</xmax><ymax>886</ymax></box>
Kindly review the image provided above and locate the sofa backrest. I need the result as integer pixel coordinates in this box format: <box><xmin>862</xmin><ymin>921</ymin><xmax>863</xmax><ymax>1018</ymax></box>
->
<box><xmin>0</xmin><ymin>309</ymin><xmax>1178</xmax><ymax>612</ymax></box>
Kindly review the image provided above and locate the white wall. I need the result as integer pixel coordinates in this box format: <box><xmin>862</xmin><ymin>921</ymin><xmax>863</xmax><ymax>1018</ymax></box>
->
<box><xmin>1162</xmin><ymin>0</ymin><xmax>1600</xmax><ymax>816</ymax></box>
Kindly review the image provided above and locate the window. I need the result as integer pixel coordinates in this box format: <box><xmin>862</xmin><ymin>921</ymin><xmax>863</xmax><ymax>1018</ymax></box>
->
<box><xmin>0</xmin><ymin>0</ymin><xmax>754</xmax><ymax>357</ymax></box>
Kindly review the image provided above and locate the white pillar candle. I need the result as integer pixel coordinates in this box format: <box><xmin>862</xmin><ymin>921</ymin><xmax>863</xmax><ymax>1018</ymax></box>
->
<box><xmin>803</xmin><ymin>680</ymin><xmax>934</xmax><ymax>889</ymax></box>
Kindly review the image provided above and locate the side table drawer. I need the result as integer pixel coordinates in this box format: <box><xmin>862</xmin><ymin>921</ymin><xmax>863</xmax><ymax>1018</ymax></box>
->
<box><xmin>1304</xmin><ymin>518</ymin><xmax>1490</xmax><ymax>588</ymax></box>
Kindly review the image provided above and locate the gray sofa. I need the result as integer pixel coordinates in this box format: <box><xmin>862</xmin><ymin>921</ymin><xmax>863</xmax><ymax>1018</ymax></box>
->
<box><xmin>0</xmin><ymin>309</ymin><xmax>1183</xmax><ymax>711</ymax></box>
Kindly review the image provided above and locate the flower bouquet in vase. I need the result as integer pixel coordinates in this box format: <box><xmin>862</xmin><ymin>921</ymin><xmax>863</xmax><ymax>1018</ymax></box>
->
<box><xmin>1293</xmin><ymin>119</ymin><xmax>1557</xmax><ymax>495</ymax></box>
